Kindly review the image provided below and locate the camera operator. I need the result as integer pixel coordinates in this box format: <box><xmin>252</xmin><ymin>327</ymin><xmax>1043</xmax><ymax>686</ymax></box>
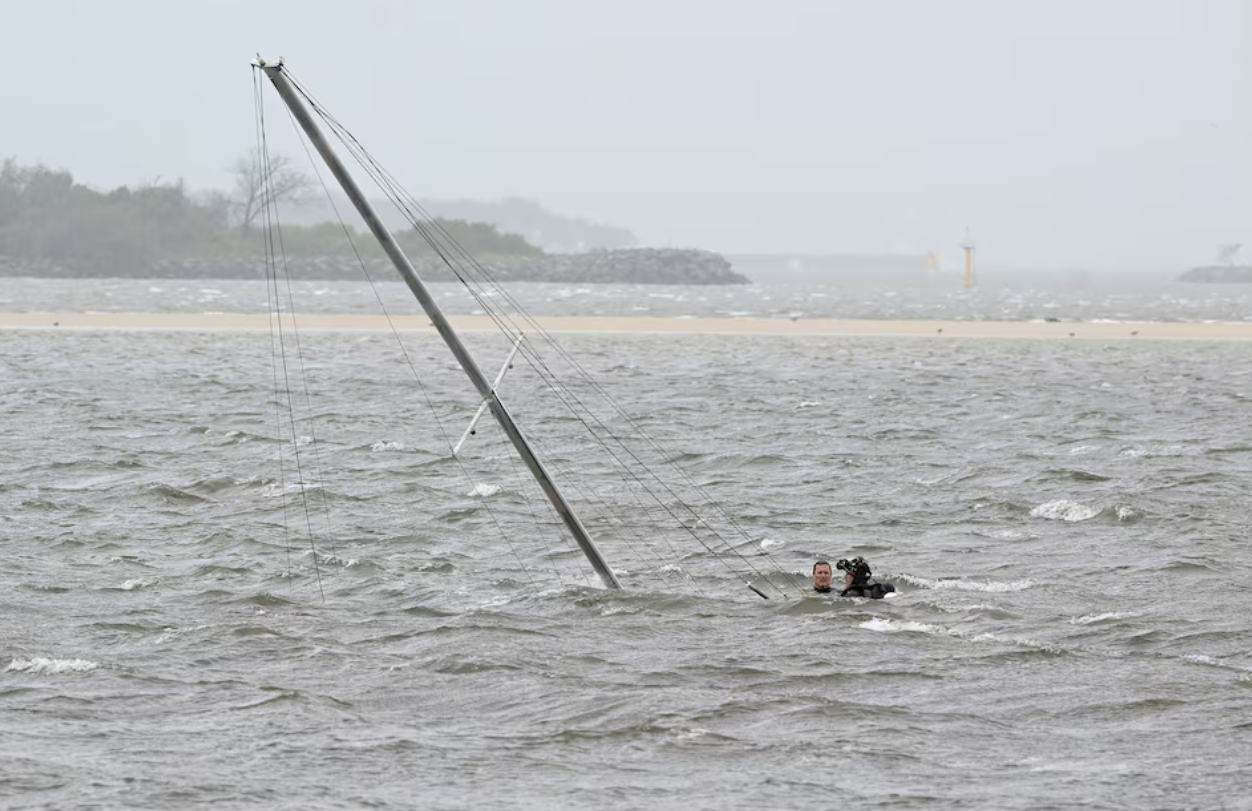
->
<box><xmin>835</xmin><ymin>556</ymin><xmax>895</xmax><ymax>599</ymax></box>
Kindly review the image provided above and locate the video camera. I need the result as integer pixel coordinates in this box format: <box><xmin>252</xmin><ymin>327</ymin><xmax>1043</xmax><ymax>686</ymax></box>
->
<box><xmin>836</xmin><ymin>556</ymin><xmax>872</xmax><ymax>583</ymax></box>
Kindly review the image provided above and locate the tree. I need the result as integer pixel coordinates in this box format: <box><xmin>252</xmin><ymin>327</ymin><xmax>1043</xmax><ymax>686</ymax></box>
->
<box><xmin>228</xmin><ymin>149</ymin><xmax>314</xmax><ymax>236</ymax></box>
<box><xmin>0</xmin><ymin>156</ymin><xmax>547</xmax><ymax>269</ymax></box>
<box><xmin>1215</xmin><ymin>243</ymin><xmax>1243</xmax><ymax>267</ymax></box>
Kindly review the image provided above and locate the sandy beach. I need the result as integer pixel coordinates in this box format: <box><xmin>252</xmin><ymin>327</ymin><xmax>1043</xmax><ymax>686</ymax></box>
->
<box><xmin>2</xmin><ymin>310</ymin><xmax>1252</xmax><ymax>340</ymax></box>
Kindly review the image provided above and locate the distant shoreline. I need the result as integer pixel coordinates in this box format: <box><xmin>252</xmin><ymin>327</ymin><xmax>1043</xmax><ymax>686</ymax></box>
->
<box><xmin>0</xmin><ymin>248</ymin><xmax>750</xmax><ymax>285</ymax></box>
<box><xmin>3</xmin><ymin>311</ymin><xmax>1252</xmax><ymax>339</ymax></box>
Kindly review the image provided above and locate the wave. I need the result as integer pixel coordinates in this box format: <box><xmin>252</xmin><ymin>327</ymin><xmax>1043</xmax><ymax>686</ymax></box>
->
<box><xmin>858</xmin><ymin>618</ymin><xmax>1068</xmax><ymax>655</ymax></box>
<box><xmin>145</xmin><ymin>483</ymin><xmax>208</xmax><ymax>503</ymax></box>
<box><xmin>1028</xmin><ymin>499</ymin><xmax>1142</xmax><ymax>522</ymax></box>
<box><xmin>7</xmin><ymin>657</ymin><xmax>100</xmax><ymax>675</ymax></box>
<box><xmin>20</xmin><ymin>583</ymin><xmax>71</xmax><ymax>593</ymax></box>
<box><xmin>187</xmin><ymin>475</ymin><xmax>275</xmax><ymax>493</ymax></box>
<box><xmin>1038</xmin><ymin>468</ymin><xmax>1113</xmax><ymax>482</ymax></box>
<box><xmin>1069</xmin><ymin>611</ymin><xmax>1140</xmax><ymax>625</ymax></box>
<box><xmin>896</xmin><ymin>574</ymin><xmax>1034</xmax><ymax>592</ymax></box>
<box><xmin>300</xmin><ymin>548</ymin><xmax>368</xmax><ymax>569</ymax></box>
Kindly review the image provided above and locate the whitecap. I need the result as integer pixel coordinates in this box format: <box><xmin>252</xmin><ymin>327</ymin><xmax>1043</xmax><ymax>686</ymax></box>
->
<box><xmin>7</xmin><ymin>657</ymin><xmax>99</xmax><ymax>674</ymax></box>
<box><xmin>468</xmin><ymin>483</ymin><xmax>501</xmax><ymax>498</ymax></box>
<box><xmin>371</xmin><ymin>441</ymin><xmax>405</xmax><ymax>452</ymax></box>
<box><xmin>897</xmin><ymin>574</ymin><xmax>1033</xmax><ymax>592</ymax></box>
<box><xmin>154</xmin><ymin>625</ymin><xmax>209</xmax><ymax>644</ymax></box>
<box><xmin>1181</xmin><ymin>654</ymin><xmax>1221</xmax><ymax>667</ymax></box>
<box><xmin>860</xmin><ymin>619</ymin><xmax>1065</xmax><ymax>654</ymax></box>
<box><xmin>1029</xmin><ymin>499</ymin><xmax>1101</xmax><ymax>522</ymax></box>
<box><xmin>1113</xmin><ymin>505</ymin><xmax>1140</xmax><ymax>521</ymax></box>
<box><xmin>300</xmin><ymin>548</ymin><xmax>359</xmax><ymax>567</ymax></box>
<box><xmin>1069</xmin><ymin>611</ymin><xmax>1137</xmax><ymax>625</ymax></box>
<box><xmin>859</xmin><ymin>617</ymin><xmax>956</xmax><ymax>636</ymax></box>
<box><xmin>1121</xmin><ymin>445</ymin><xmax>1186</xmax><ymax>458</ymax></box>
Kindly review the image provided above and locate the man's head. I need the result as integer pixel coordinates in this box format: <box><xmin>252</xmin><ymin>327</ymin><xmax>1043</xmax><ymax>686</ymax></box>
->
<box><xmin>812</xmin><ymin>560</ymin><xmax>832</xmax><ymax>590</ymax></box>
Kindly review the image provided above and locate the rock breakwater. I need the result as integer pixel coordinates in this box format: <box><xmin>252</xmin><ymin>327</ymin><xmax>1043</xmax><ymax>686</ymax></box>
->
<box><xmin>1178</xmin><ymin>265</ymin><xmax>1252</xmax><ymax>283</ymax></box>
<box><xmin>0</xmin><ymin>248</ymin><xmax>750</xmax><ymax>285</ymax></box>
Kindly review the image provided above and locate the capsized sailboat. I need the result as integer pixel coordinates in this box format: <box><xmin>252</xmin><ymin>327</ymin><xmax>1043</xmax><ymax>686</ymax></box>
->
<box><xmin>253</xmin><ymin>58</ymin><xmax>794</xmax><ymax>601</ymax></box>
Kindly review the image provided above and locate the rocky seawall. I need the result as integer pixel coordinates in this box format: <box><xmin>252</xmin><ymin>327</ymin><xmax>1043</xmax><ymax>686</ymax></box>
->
<box><xmin>0</xmin><ymin>248</ymin><xmax>750</xmax><ymax>285</ymax></box>
<box><xmin>1178</xmin><ymin>265</ymin><xmax>1252</xmax><ymax>283</ymax></box>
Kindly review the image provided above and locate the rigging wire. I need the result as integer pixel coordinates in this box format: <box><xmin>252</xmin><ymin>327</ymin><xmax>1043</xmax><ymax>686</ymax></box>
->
<box><xmin>288</xmin><ymin>101</ymin><xmax>726</xmax><ymax>580</ymax></box>
<box><xmin>253</xmin><ymin>69</ymin><xmax>325</xmax><ymax>601</ymax></box>
<box><xmin>255</xmin><ymin>71</ymin><xmax>296</xmax><ymax>589</ymax></box>
<box><xmin>276</xmin><ymin>66</ymin><xmax>800</xmax><ymax>599</ymax></box>
<box><xmin>480</xmin><ymin>408</ymin><xmax>590</xmax><ymax>590</ymax></box>
<box><xmin>262</xmin><ymin>124</ymin><xmax>341</xmax><ymax>560</ymax></box>
<box><xmin>357</xmin><ymin>196</ymin><xmax>789</xmax><ymax>594</ymax></box>
<box><xmin>275</xmin><ymin>91</ymin><xmax>545</xmax><ymax>592</ymax></box>
<box><xmin>289</xmin><ymin>68</ymin><xmax>793</xmax><ymax>598</ymax></box>
<box><xmin>282</xmin><ymin>76</ymin><xmax>790</xmax><ymax>597</ymax></box>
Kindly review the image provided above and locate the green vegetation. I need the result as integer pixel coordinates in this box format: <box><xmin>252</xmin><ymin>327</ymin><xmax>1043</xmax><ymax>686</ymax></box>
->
<box><xmin>0</xmin><ymin>158</ymin><xmax>543</xmax><ymax>269</ymax></box>
<box><xmin>270</xmin><ymin>218</ymin><xmax>543</xmax><ymax>260</ymax></box>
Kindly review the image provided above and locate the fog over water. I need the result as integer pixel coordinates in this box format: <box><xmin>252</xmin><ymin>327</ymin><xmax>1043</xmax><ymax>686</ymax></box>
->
<box><xmin>1</xmin><ymin>0</ymin><xmax>1249</xmax><ymax>268</ymax></box>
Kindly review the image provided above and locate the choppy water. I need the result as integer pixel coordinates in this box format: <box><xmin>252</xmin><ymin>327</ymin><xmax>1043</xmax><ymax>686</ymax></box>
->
<box><xmin>4</xmin><ymin>280</ymin><xmax>1252</xmax><ymax>809</ymax></box>
<box><xmin>3</xmin><ymin>274</ymin><xmax>1252</xmax><ymax>323</ymax></box>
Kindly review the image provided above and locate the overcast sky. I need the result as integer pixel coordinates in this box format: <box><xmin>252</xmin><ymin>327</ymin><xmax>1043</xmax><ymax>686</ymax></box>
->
<box><xmin>2</xmin><ymin>0</ymin><xmax>1248</xmax><ymax>268</ymax></box>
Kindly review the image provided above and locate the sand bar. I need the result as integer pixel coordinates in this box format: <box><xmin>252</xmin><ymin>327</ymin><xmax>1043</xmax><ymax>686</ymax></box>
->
<box><xmin>2</xmin><ymin>311</ymin><xmax>1252</xmax><ymax>340</ymax></box>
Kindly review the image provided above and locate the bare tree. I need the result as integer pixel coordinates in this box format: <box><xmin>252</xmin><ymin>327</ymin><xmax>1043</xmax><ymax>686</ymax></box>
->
<box><xmin>228</xmin><ymin>149</ymin><xmax>314</xmax><ymax>235</ymax></box>
<box><xmin>1215</xmin><ymin>243</ymin><xmax>1243</xmax><ymax>267</ymax></box>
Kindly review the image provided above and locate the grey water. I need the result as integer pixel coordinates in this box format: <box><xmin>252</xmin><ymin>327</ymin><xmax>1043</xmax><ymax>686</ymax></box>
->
<box><xmin>4</xmin><ymin>279</ymin><xmax>1252</xmax><ymax>809</ymax></box>
<box><xmin>4</xmin><ymin>274</ymin><xmax>1252</xmax><ymax>323</ymax></box>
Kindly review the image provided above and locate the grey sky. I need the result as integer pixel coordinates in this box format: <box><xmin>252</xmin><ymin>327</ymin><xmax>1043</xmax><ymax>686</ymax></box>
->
<box><xmin>3</xmin><ymin>0</ymin><xmax>1248</xmax><ymax>268</ymax></box>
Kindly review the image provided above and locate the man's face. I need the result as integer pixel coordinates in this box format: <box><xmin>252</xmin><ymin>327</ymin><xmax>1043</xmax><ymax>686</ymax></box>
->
<box><xmin>813</xmin><ymin>564</ymin><xmax>832</xmax><ymax>589</ymax></box>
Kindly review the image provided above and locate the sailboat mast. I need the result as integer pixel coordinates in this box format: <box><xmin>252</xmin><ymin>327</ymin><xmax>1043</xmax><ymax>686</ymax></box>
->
<box><xmin>258</xmin><ymin>62</ymin><xmax>621</xmax><ymax>590</ymax></box>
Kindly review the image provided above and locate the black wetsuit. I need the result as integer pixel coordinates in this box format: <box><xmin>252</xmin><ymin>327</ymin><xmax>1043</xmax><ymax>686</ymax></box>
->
<box><xmin>840</xmin><ymin>580</ymin><xmax>895</xmax><ymax>599</ymax></box>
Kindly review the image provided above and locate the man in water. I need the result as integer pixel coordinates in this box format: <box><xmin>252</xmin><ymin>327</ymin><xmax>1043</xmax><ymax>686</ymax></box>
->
<box><xmin>812</xmin><ymin>560</ymin><xmax>834</xmax><ymax>593</ymax></box>
<box><xmin>837</xmin><ymin>556</ymin><xmax>895</xmax><ymax>599</ymax></box>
